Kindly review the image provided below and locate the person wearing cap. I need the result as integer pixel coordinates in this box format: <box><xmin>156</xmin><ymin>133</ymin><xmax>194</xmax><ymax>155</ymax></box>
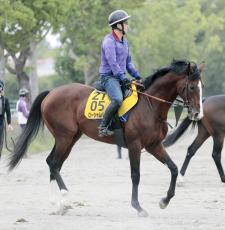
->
<box><xmin>98</xmin><ymin>10</ymin><xmax>141</xmax><ymax>137</ymax></box>
<box><xmin>16</xmin><ymin>88</ymin><xmax>29</xmax><ymax>131</ymax></box>
<box><xmin>0</xmin><ymin>80</ymin><xmax>13</xmax><ymax>156</ymax></box>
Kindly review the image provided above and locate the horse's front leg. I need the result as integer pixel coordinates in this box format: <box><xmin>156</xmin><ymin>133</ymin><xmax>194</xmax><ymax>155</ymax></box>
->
<box><xmin>146</xmin><ymin>143</ymin><xmax>178</xmax><ymax>209</ymax></box>
<box><xmin>128</xmin><ymin>144</ymin><xmax>148</xmax><ymax>217</ymax></box>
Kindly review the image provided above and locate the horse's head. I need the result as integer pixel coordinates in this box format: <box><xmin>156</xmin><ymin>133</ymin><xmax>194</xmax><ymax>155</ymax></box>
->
<box><xmin>175</xmin><ymin>61</ymin><xmax>204</xmax><ymax>121</ymax></box>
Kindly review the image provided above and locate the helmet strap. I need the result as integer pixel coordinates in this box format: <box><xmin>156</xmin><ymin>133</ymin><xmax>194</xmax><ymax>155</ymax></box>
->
<box><xmin>121</xmin><ymin>22</ymin><xmax>125</xmax><ymax>35</ymax></box>
<box><xmin>113</xmin><ymin>22</ymin><xmax>125</xmax><ymax>35</ymax></box>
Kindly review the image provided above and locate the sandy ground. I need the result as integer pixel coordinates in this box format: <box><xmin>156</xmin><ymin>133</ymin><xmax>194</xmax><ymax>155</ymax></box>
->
<box><xmin>0</xmin><ymin>132</ymin><xmax>225</xmax><ymax>230</ymax></box>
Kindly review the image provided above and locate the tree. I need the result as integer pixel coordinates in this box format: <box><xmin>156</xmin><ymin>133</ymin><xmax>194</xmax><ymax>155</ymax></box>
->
<box><xmin>129</xmin><ymin>0</ymin><xmax>224</xmax><ymax>79</ymax></box>
<box><xmin>198</xmin><ymin>0</ymin><xmax>225</xmax><ymax>95</ymax></box>
<box><xmin>0</xmin><ymin>0</ymin><xmax>72</xmax><ymax>99</ymax></box>
<box><xmin>0</xmin><ymin>41</ymin><xmax>5</xmax><ymax>81</ymax></box>
<box><xmin>56</xmin><ymin>0</ymin><xmax>145</xmax><ymax>85</ymax></box>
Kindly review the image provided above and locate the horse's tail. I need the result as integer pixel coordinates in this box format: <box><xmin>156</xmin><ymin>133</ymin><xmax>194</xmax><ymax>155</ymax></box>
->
<box><xmin>163</xmin><ymin>116</ymin><xmax>193</xmax><ymax>147</ymax></box>
<box><xmin>8</xmin><ymin>91</ymin><xmax>50</xmax><ymax>170</ymax></box>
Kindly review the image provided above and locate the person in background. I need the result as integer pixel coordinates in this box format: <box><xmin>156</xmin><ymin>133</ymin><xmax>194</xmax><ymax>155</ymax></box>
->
<box><xmin>0</xmin><ymin>80</ymin><xmax>13</xmax><ymax>157</ymax></box>
<box><xmin>16</xmin><ymin>88</ymin><xmax>29</xmax><ymax>132</ymax></box>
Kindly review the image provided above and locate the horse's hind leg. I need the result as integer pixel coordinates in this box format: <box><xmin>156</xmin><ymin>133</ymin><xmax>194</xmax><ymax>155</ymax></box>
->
<box><xmin>180</xmin><ymin>123</ymin><xmax>209</xmax><ymax>182</ymax></box>
<box><xmin>46</xmin><ymin>132</ymin><xmax>81</xmax><ymax>214</ymax></box>
<box><xmin>212</xmin><ymin>135</ymin><xmax>225</xmax><ymax>183</ymax></box>
<box><xmin>47</xmin><ymin>134</ymin><xmax>80</xmax><ymax>190</ymax></box>
<box><xmin>146</xmin><ymin>144</ymin><xmax>178</xmax><ymax>209</ymax></box>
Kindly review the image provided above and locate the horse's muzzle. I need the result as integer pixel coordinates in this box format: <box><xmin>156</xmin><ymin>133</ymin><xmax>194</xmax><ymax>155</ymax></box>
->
<box><xmin>188</xmin><ymin>110</ymin><xmax>203</xmax><ymax>121</ymax></box>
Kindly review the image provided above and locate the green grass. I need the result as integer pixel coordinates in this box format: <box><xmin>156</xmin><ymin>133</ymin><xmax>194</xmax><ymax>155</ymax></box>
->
<box><xmin>2</xmin><ymin>117</ymin><xmax>54</xmax><ymax>157</ymax></box>
<box><xmin>167</xmin><ymin>107</ymin><xmax>187</xmax><ymax>119</ymax></box>
<box><xmin>27</xmin><ymin>130</ymin><xmax>54</xmax><ymax>154</ymax></box>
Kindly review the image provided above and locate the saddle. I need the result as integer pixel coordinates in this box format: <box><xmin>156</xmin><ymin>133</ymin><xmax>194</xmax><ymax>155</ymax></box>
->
<box><xmin>85</xmin><ymin>82</ymin><xmax>138</xmax><ymax>121</ymax></box>
<box><xmin>85</xmin><ymin>82</ymin><xmax>139</xmax><ymax>147</ymax></box>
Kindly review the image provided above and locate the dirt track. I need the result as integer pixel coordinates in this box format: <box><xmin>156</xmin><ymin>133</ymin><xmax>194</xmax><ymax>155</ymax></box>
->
<box><xmin>0</xmin><ymin>133</ymin><xmax>225</xmax><ymax>230</ymax></box>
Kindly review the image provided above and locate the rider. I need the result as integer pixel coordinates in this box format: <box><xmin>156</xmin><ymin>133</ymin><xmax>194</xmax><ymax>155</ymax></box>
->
<box><xmin>98</xmin><ymin>10</ymin><xmax>141</xmax><ymax>137</ymax></box>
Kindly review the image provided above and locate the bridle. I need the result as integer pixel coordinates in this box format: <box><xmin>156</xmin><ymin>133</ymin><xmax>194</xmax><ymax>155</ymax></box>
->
<box><xmin>180</xmin><ymin>65</ymin><xmax>201</xmax><ymax>109</ymax></box>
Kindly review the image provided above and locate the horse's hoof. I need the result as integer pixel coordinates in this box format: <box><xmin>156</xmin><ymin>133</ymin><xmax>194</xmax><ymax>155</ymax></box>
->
<box><xmin>58</xmin><ymin>203</ymin><xmax>72</xmax><ymax>216</ymax></box>
<box><xmin>159</xmin><ymin>198</ymin><xmax>168</xmax><ymax>209</ymax></box>
<box><xmin>49</xmin><ymin>197</ymin><xmax>58</xmax><ymax>205</ymax></box>
<box><xmin>61</xmin><ymin>189</ymin><xmax>68</xmax><ymax>196</ymax></box>
<box><xmin>177</xmin><ymin>174</ymin><xmax>185</xmax><ymax>187</ymax></box>
<box><xmin>137</xmin><ymin>209</ymin><xmax>149</xmax><ymax>217</ymax></box>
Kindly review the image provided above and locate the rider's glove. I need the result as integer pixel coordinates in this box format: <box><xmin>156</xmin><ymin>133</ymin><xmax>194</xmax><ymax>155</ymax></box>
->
<box><xmin>135</xmin><ymin>76</ymin><xmax>142</xmax><ymax>81</ymax></box>
<box><xmin>121</xmin><ymin>78</ymin><xmax>131</xmax><ymax>89</ymax></box>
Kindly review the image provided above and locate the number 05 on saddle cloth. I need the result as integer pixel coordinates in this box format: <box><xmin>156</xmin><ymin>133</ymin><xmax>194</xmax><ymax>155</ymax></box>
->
<box><xmin>84</xmin><ymin>84</ymin><xmax>138</xmax><ymax>120</ymax></box>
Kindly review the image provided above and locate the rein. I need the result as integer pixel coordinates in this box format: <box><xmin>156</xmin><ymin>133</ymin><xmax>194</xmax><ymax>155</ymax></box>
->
<box><xmin>135</xmin><ymin>89</ymin><xmax>172</xmax><ymax>105</ymax></box>
<box><xmin>85</xmin><ymin>83</ymin><xmax>173</xmax><ymax>105</ymax></box>
<box><xmin>132</xmin><ymin>82</ymin><xmax>173</xmax><ymax>105</ymax></box>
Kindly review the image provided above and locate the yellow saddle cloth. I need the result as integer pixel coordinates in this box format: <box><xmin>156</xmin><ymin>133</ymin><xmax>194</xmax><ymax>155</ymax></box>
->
<box><xmin>84</xmin><ymin>84</ymin><xmax>138</xmax><ymax>119</ymax></box>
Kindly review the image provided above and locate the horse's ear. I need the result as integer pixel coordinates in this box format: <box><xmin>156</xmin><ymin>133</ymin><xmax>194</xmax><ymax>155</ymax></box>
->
<box><xmin>198</xmin><ymin>61</ymin><xmax>205</xmax><ymax>72</ymax></box>
<box><xmin>186</xmin><ymin>62</ymin><xmax>192</xmax><ymax>75</ymax></box>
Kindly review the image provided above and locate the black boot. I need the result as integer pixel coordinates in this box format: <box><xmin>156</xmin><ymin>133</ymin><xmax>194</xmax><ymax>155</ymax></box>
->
<box><xmin>98</xmin><ymin>100</ymin><xmax>120</xmax><ymax>137</ymax></box>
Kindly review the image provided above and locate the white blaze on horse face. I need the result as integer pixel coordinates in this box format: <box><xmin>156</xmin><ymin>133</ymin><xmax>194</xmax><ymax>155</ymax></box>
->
<box><xmin>198</xmin><ymin>81</ymin><xmax>204</xmax><ymax>119</ymax></box>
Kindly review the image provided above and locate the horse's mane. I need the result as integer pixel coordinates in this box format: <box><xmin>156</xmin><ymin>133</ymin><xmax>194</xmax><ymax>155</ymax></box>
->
<box><xmin>143</xmin><ymin>67</ymin><xmax>171</xmax><ymax>89</ymax></box>
<box><xmin>143</xmin><ymin>60</ymin><xmax>198</xmax><ymax>89</ymax></box>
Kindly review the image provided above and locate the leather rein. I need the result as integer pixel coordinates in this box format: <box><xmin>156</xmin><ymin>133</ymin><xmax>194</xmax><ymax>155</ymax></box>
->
<box><xmin>132</xmin><ymin>82</ymin><xmax>172</xmax><ymax>105</ymax></box>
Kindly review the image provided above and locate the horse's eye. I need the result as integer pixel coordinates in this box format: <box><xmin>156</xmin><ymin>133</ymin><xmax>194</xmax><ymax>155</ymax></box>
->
<box><xmin>189</xmin><ymin>85</ymin><xmax>195</xmax><ymax>91</ymax></box>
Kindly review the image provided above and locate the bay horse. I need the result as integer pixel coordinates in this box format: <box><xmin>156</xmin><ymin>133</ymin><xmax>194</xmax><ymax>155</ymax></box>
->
<box><xmin>163</xmin><ymin>95</ymin><xmax>225</xmax><ymax>184</ymax></box>
<box><xmin>8</xmin><ymin>60</ymin><xmax>203</xmax><ymax>216</ymax></box>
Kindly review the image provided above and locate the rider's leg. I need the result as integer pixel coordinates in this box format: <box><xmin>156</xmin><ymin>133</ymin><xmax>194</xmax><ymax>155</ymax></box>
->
<box><xmin>98</xmin><ymin>100</ymin><xmax>120</xmax><ymax>136</ymax></box>
<box><xmin>98</xmin><ymin>77</ymin><xmax>123</xmax><ymax>137</ymax></box>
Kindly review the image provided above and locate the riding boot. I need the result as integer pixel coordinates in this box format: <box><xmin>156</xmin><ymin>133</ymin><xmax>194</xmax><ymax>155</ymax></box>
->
<box><xmin>98</xmin><ymin>100</ymin><xmax>120</xmax><ymax>137</ymax></box>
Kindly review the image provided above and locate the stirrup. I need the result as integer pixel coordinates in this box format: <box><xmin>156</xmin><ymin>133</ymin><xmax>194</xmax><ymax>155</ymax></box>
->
<box><xmin>98</xmin><ymin>126</ymin><xmax>114</xmax><ymax>137</ymax></box>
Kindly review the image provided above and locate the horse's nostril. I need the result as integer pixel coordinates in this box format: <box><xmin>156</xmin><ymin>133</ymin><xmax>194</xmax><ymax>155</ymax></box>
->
<box><xmin>194</xmin><ymin>112</ymin><xmax>199</xmax><ymax>118</ymax></box>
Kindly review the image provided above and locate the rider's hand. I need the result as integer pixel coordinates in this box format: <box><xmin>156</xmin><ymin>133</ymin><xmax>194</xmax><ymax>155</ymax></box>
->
<box><xmin>135</xmin><ymin>76</ymin><xmax>142</xmax><ymax>81</ymax></box>
<box><xmin>135</xmin><ymin>76</ymin><xmax>144</xmax><ymax>84</ymax></box>
<box><xmin>121</xmin><ymin>78</ymin><xmax>131</xmax><ymax>89</ymax></box>
<box><xmin>133</xmin><ymin>76</ymin><xmax>145</xmax><ymax>90</ymax></box>
<box><xmin>8</xmin><ymin>124</ymin><xmax>13</xmax><ymax>131</ymax></box>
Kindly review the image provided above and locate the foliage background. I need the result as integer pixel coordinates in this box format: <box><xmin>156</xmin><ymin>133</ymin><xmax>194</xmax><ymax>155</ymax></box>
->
<box><xmin>2</xmin><ymin>0</ymin><xmax>225</xmax><ymax>97</ymax></box>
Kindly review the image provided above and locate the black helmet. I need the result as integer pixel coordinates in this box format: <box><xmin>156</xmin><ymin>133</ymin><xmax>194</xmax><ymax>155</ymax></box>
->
<box><xmin>19</xmin><ymin>88</ymin><xmax>29</xmax><ymax>96</ymax></box>
<box><xmin>108</xmin><ymin>10</ymin><xmax>130</xmax><ymax>27</ymax></box>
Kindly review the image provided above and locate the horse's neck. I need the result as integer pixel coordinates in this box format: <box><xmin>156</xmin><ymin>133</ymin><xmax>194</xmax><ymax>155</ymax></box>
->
<box><xmin>145</xmin><ymin>75</ymin><xmax>178</xmax><ymax>120</ymax></box>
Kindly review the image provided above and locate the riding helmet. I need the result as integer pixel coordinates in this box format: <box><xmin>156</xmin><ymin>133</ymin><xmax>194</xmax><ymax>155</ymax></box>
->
<box><xmin>19</xmin><ymin>88</ymin><xmax>29</xmax><ymax>96</ymax></box>
<box><xmin>108</xmin><ymin>10</ymin><xmax>130</xmax><ymax>26</ymax></box>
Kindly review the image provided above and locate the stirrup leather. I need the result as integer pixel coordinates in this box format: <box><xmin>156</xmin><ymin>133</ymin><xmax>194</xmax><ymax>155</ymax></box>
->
<box><xmin>98</xmin><ymin>126</ymin><xmax>114</xmax><ymax>137</ymax></box>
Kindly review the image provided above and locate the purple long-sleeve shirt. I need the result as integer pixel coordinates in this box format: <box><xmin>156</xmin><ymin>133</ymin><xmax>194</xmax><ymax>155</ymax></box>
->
<box><xmin>99</xmin><ymin>32</ymin><xmax>139</xmax><ymax>80</ymax></box>
<box><xmin>17</xmin><ymin>98</ymin><xmax>29</xmax><ymax>118</ymax></box>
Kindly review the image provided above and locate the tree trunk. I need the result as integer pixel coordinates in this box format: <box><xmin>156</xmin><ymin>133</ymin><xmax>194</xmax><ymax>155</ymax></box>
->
<box><xmin>17</xmin><ymin>71</ymin><xmax>31</xmax><ymax>106</ymax></box>
<box><xmin>84</xmin><ymin>67</ymin><xmax>88</xmax><ymax>85</ymax></box>
<box><xmin>29</xmin><ymin>42</ymin><xmax>38</xmax><ymax>102</ymax></box>
<box><xmin>17</xmin><ymin>71</ymin><xmax>30</xmax><ymax>89</ymax></box>
<box><xmin>0</xmin><ymin>43</ymin><xmax>5</xmax><ymax>81</ymax></box>
<box><xmin>84</xmin><ymin>66</ymin><xmax>97</xmax><ymax>85</ymax></box>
